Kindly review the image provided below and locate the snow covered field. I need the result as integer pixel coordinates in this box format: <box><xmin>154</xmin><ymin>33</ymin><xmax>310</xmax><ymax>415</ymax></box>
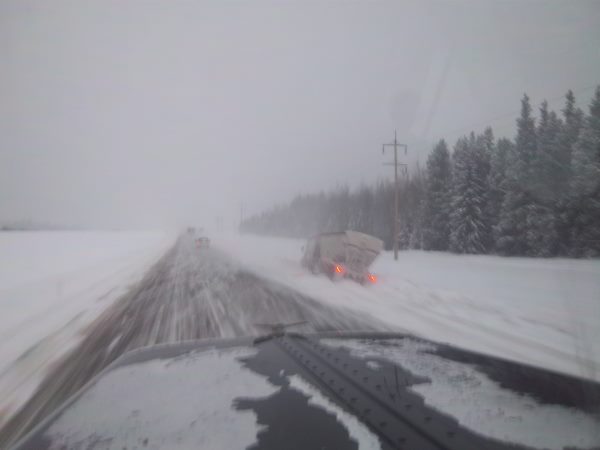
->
<box><xmin>0</xmin><ymin>231</ymin><xmax>173</xmax><ymax>426</ymax></box>
<box><xmin>214</xmin><ymin>233</ymin><xmax>600</xmax><ymax>382</ymax></box>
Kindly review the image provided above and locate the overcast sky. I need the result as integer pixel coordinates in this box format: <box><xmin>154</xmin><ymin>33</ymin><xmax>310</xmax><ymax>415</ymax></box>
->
<box><xmin>1</xmin><ymin>0</ymin><xmax>599</xmax><ymax>229</ymax></box>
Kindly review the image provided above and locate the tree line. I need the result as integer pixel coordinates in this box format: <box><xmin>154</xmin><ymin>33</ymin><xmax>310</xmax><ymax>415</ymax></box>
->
<box><xmin>241</xmin><ymin>87</ymin><xmax>600</xmax><ymax>258</ymax></box>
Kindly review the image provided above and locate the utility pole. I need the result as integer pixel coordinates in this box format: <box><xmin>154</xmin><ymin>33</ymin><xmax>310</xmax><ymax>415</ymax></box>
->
<box><xmin>382</xmin><ymin>130</ymin><xmax>408</xmax><ymax>261</ymax></box>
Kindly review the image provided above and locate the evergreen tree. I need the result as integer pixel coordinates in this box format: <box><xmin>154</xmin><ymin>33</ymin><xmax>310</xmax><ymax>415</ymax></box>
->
<box><xmin>561</xmin><ymin>90</ymin><xmax>585</xmax><ymax>171</ymax></box>
<box><xmin>527</xmin><ymin>101</ymin><xmax>563</xmax><ymax>256</ymax></box>
<box><xmin>497</xmin><ymin>94</ymin><xmax>537</xmax><ymax>255</ymax></box>
<box><xmin>372</xmin><ymin>180</ymin><xmax>395</xmax><ymax>249</ymax></box>
<box><xmin>482</xmin><ymin>127</ymin><xmax>495</xmax><ymax>165</ymax></box>
<box><xmin>354</xmin><ymin>185</ymin><xmax>375</xmax><ymax>234</ymax></box>
<box><xmin>489</xmin><ymin>138</ymin><xmax>513</xmax><ymax>247</ymax></box>
<box><xmin>409</xmin><ymin>167</ymin><xmax>426</xmax><ymax>249</ymax></box>
<box><xmin>422</xmin><ymin>140</ymin><xmax>452</xmax><ymax>250</ymax></box>
<box><xmin>556</xmin><ymin>90</ymin><xmax>584</xmax><ymax>253</ymax></box>
<box><xmin>397</xmin><ymin>169</ymin><xmax>426</xmax><ymax>250</ymax></box>
<box><xmin>476</xmin><ymin>130</ymin><xmax>493</xmax><ymax>249</ymax></box>
<box><xmin>449</xmin><ymin>136</ymin><xmax>490</xmax><ymax>254</ymax></box>
<box><xmin>569</xmin><ymin>86</ymin><xmax>600</xmax><ymax>257</ymax></box>
<box><xmin>333</xmin><ymin>186</ymin><xmax>351</xmax><ymax>231</ymax></box>
<box><xmin>533</xmin><ymin>102</ymin><xmax>563</xmax><ymax>201</ymax></box>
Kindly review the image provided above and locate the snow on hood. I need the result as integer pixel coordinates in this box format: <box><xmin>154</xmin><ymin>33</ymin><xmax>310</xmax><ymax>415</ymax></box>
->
<box><xmin>42</xmin><ymin>345</ymin><xmax>383</xmax><ymax>450</ymax></box>
<box><xmin>322</xmin><ymin>338</ymin><xmax>600</xmax><ymax>450</ymax></box>
<box><xmin>44</xmin><ymin>347</ymin><xmax>277</xmax><ymax>450</ymax></box>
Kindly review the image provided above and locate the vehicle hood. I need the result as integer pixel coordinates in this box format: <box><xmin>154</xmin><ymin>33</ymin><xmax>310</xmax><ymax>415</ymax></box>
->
<box><xmin>11</xmin><ymin>333</ymin><xmax>600</xmax><ymax>450</ymax></box>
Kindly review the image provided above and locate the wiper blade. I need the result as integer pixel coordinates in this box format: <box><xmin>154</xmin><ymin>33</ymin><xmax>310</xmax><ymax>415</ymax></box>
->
<box><xmin>253</xmin><ymin>321</ymin><xmax>308</xmax><ymax>344</ymax></box>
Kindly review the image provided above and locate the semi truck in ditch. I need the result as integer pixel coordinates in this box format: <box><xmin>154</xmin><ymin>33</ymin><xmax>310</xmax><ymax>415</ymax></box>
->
<box><xmin>301</xmin><ymin>230</ymin><xmax>384</xmax><ymax>283</ymax></box>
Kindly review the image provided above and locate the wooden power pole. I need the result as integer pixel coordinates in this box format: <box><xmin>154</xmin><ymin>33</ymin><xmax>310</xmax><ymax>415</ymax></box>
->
<box><xmin>382</xmin><ymin>130</ymin><xmax>408</xmax><ymax>261</ymax></box>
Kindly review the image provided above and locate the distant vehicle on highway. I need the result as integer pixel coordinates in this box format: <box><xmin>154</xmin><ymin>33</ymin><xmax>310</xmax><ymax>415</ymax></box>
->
<box><xmin>301</xmin><ymin>231</ymin><xmax>383</xmax><ymax>283</ymax></box>
<box><xmin>195</xmin><ymin>237</ymin><xmax>210</xmax><ymax>248</ymax></box>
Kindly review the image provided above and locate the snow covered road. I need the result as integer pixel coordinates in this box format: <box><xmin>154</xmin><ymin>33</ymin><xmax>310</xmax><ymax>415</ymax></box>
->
<box><xmin>0</xmin><ymin>233</ymin><xmax>388</xmax><ymax>447</ymax></box>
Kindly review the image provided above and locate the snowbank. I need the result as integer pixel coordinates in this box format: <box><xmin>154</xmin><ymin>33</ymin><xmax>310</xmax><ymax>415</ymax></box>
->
<box><xmin>214</xmin><ymin>233</ymin><xmax>600</xmax><ymax>382</ymax></box>
<box><xmin>0</xmin><ymin>230</ymin><xmax>173</xmax><ymax>426</ymax></box>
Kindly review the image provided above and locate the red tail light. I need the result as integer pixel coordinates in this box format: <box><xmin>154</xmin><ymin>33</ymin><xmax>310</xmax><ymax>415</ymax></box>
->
<box><xmin>335</xmin><ymin>264</ymin><xmax>344</xmax><ymax>274</ymax></box>
<box><xmin>367</xmin><ymin>273</ymin><xmax>377</xmax><ymax>283</ymax></box>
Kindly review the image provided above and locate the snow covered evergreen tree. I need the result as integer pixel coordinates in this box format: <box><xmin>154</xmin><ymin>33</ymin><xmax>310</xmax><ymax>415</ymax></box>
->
<box><xmin>560</xmin><ymin>91</ymin><xmax>584</xmax><ymax>185</ymax></box>
<box><xmin>476</xmin><ymin>130</ymin><xmax>493</xmax><ymax>249</ymax></box>
<box><xmin>409</xmin><ymin>169</ymin><xmax>426</xmax><ymax>249</ymax></box>
<box><xmin>353</xmin><ymin>185</ymin><xmax>375</xmax><ymax>234</ymax></box>
<box><xmin>527</xmin><ymin>101</ymin><xmax>563</xmax><ymax>256</ymax></box>
<box><xmin>556</xmin><ymin>90</ymin><xmax>584</xmax><ymax>253</ymax></box>
<box><xmin>372</xmin><ymin>181</ymin><xmax>395</xmax><ymax>248</ymax></box>
<box><xmin>496</xmin><ymin>94</ymin><xmax>537</xmax><ymax>255</ymax></box>
<box><xmin>568</xmin><ymin>86</ymin><xmax>600</xmax><ymax>257</ymax></box>
<box><xmin>422</xmin><ymin>140</ymin><xmax>452</xmax><ymax>250</ymax></box>
<box><xmin>482</xmin><ymin>127</ymin><xmax>495</xmax><ymax>160</ymax></box>
<box><xmin>489</xmin><ymin>138</ymin><xmax>513</xmax><ymax>248</ymax></box>
<box><xmin>449</xmin><ymin>135</ymin><xmax>490</xmax><ymax>254</ymax></box>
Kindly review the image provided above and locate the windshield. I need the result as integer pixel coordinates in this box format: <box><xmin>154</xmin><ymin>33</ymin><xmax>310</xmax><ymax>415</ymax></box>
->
<box><xmin>0</xmin><ymin>1</ymin><xmax>599</xmax><ymax>449</ymax></box>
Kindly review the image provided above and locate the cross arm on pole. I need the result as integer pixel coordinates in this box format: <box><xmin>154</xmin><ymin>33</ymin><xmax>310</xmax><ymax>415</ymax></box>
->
<box><xmin>382</xmin><ymin>143</ymin><xmax>408</xmax><ymax>154</ymax></box>
<box><xmin>382</xmin><ymin>142</ymin><xmax>395</xmax><ymax>154</ymax></box>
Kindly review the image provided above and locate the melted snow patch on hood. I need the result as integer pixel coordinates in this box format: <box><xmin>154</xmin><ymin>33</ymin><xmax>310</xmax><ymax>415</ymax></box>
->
<box><xmin>44</xmin><ymin>347</ymin><xmax>278</xmax><ymax>450</ymax></box>
<box><xmin>287</xmin><ymin>374</ymin><xmax>381</xmax><ymax>450</ymax></box>
<box><xmin>322</xmin><ymin>339</ymin><xmax>600</xmax><ymax>450</ymax></box>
